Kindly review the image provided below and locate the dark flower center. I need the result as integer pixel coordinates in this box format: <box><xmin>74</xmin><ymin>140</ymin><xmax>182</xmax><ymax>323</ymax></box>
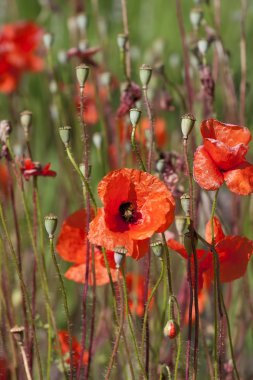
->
<box><xmin>119</xmin><ymin>202</ymin><xmax>135</xmax><ymax>223</ymax></box>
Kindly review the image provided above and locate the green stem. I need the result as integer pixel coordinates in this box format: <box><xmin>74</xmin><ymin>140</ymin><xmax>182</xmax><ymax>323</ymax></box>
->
<box><xmin>46</xmin><ymin>307</ymin><xmax>52</xmax><ymax>380</ymax></box>
<box><xmin>161</xmin><ymin>233</ymin><xmax>173</xmax><ymax>295</ymax></box>
<box><xmin>122</xmin><ymin>268</ymin><xmax>147</xmax><ymax>380</ymax></box>
<box><xmin>172</xmin><ymin>296</ymin><xmax>182</xmax><ymax>380</ymax></box>
<box><xmin>131</xmin><ymin>126</ymin><xmax>147</xmax><ymax>172</ymax></box>
<box><xmin>141</xmin><ymin>258</ymin><xmax>164</xmax><ymax>356</ymax></box>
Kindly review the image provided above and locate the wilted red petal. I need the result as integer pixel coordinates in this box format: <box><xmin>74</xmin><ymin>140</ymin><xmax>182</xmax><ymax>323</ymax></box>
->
<box><xmin>215</xmin><ymin>236</ymin><xmax>253</xmax><ymax>282</ymax></box>
<box><xmin>205</xmin><ymin>216</ymin><xmax>225</xmax><ymax>245</ymax></box>
<box><xmin>167</xmin><ymin>239</ymin><xmax>188</xmax><ymax>259</ymax></box>
<box><xmin>193</xmin><ymin>146</ymin><xmax>224</xmax><ymax>191</ymax></box>
<box><xmin>224</xmin><ymin>162</ymin><xmax>253</xmax><ymax>195</ymax></box>
<box><xmin>203</xmin><ymin>138</ymin><xmax>248</xmax><ymax>171</ymax></box>
<box><xmin>200</xmin><ymin>119</ymin><xmax>251</xmax><ymax>147</ymax></box>
<box><xmin>136</xmin><ymin>117</ymin><xmax>167</xmax><ymax>148</ymax></box>
<box><xmin>58</xmin><ymin>330</ymin><xmax>88</xmax><ymax>366</ymax></box>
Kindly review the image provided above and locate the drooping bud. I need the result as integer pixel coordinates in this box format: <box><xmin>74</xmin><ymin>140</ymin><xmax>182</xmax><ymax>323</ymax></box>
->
<box><xmin>175</xmin><ymin>215</ymin><xmax>187</xmax><ymax>236</ymax></box>
<box><xmin>20</xmin><ymin>111</ymin><xmax>32</xmax><ymax>138</ymax></box>
<box><xmin>117</xmin><ymin>33</ymin><xmax>128</xmax><ymax>50</ymax></box>
<box><xmin>76</xmin><ymin>64</ymin><xmax>89</xmax><ymax>88</ymax></box>
<box><xmin>163</xmin><ymin>319</ymin><xmax>180</xmax><ymax>339</ymax></box>
<box><xmin>198</xmin><ymin>39</ymin><xmax>209</xmax><ymax>56</ymax></box>
<box><xmin>59</xmin><ymin>126</ymin><xmax>72</xmax><ymax>147</ymax></box>
<box><xmin>10</xmin><ymin>326</ymin><xmax>25</xmax><ymax>346</ymax></box>
<box><xmin>184</xmin><ymin>231</ymin><xmax>198</xmax><ymax>256</ymax></box>
<box><xmin>114</xmin><ymin>246</ymin><xmax>127</xmax><ymax>269</ymax></box>
<box><xmin>0</xmin><ymin>120</ymin><xmax>12</xmax><ymax>143</ymax></box>
<box><xmin>190</xmin><ymin>8</ymin><xmax>203</xmax><ymax>30</ymax></box>
<box><xmin>92</xmin><ymin>132</ymin><xmax>102</xmax><ymax>149</ymax></box>
<box><xmin>151</xmin><ymin>241</ymin><xmax>164</xmax><ymax>258</ymax></box>
<box><xmin>44</xmin><ymin>214</ymin><xmax>58</xmax><ymax>238</ymax></box>
<box><xmin>129</xmin><ymin>108</ymin><xmax>141</xmax><ymax>127</ymax></box>
<box><xmin>43</xmin><ymin>32</ymin><xmax>54</xmax><ymax>50</ymax></box>
<box><xmin>180</xmin><ymin>193</ymin><xmax>191</xmax><ymax>217</ymax></box>
<box><xmin>139</xmin><ymin>64</ymin><xmax>152</xmax><ymax>89</ymax></box>
<box><xmin>181</xmin><ymin>113</ymin><xmax>196</xmax><ymax>140</ymax></box>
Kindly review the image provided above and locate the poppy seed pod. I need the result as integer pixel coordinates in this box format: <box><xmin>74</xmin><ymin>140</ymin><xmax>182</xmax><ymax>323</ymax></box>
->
<box><xmin>151</xmin><ymin>241</ymin><xmax>164</xmax><ymax>258</ymax></box>
<box><xmin>43</xmin><ymin>32</ymin><xmax>54</xmax><ymax>49</ymax></box>
<box><xmin>181</xmin><ymin>113</ymin><xmax>196</xmax><ymax>140</ymax></box>
<box><xmin>117</xmin><ymin>33</ymin><xmax>128</xmax><ymax>50</ymax></box>
<box><xmin>175</xmin><ymin>215</ymin><xmax>187</xmax><ymax>236</ymax></box>
<box><xmin>163</xmin><ymin>319</ymin><xmax>179</xmax><ymax>339</ymax></box>
<box><xmin>180</xmin><ymin>193</ymin><xmax>191</xmax><ymax>217</ymax></box>
<box><xmin>10</xmin><ymin>326</ymin><xmax>25</xmax><ymax>346</ymax></box>
<box><xmin>139</xmin><ymin>64</ymin><xmax>152</xmax><ymax>89</ymax></box>
<box><xmin>184</xmin><ymin>231</ymin><xmax>198</xmax><ymax>256</ymax></box>
<box><xmin>76</xmin><ymin>64</ymin><xmax>89</xmax><ymax>88</ymax></box>
<box><xmin>190</xmin><ymin>8</ymin><xmax>203</xmax><ymax>29</ymax></box>
<box><xmin>20</xmin><ymin>110</ymin><xmax>32</xmax><ymax>132</ymax></box>
<box><xmin>130</xmin><ymin>108</ymin><xmax>141</xmax><ymax>127</ymax></box>
<box><xmin>59</xmin><ymin>126</ymin><xmax>72</xmax><ymax>147</ymax></box>
<box><xmin>198</xmin><ymin>39</ymin><xmax>209</xmax><ymax>56</ymax></box>
<box><xmin>114</xmin><ymin>246</ymin><xmax>127</xmax><ymax>269</ymax></box>
<box><xmin>44</xmin><ymin>214</ymin><xmax>58</xmax><ymax>238</ymax></box>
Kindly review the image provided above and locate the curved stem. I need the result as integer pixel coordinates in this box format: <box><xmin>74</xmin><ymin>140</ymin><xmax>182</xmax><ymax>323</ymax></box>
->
<box><xmin>20</xmin><ymin>345</ymin><xmax>33</xmax><ymax>380</ymax></box>
<box><xmin>131</xmin><ymin>126</ymin><xmax>147</xmax><ymax>172</ymax></box>
<box><xmin>142</xmin><ymin>87</ymin><xmax>155</xmax><ymax>173</ymax></box>
<box><xmin>173</xmin><ymin>296</ymin><xmax>182</xmax><ymax>380</ymax></box>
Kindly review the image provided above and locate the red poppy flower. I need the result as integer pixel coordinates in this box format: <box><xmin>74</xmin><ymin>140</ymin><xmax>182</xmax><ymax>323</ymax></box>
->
<box><xmin>168</xmin><ymin>216</ymin><xmax>253</xmax><ymax>289</ymax></box>
<box><xmin>193</xmin><ymin>119</ymin><xmax>253</xmax><ymax>195</ymax></box>
<box><xmin>20</xmin><ymin>158</ymin><xmax>56</xmax><ymax>181</ymax></box>
<box><xmin>58</xmin><ymin>330</ymin><xmax>88</xmax><ymax>366</ymax></box>
<box><xmin>0</xmin><ymin>22</ymin><xmax>43</xmax><ymax>93</ymax></box>
<box><xmin>135</xmin><ymin>117</ymin><xmax>167</xmax><ymax>149</ymax></box>
<box><xmin>88</xmin><ymin>168</ymin><xmax>175</xmax><ymax>259</ymax></box>
<box><xmin>126</xmin><ymin>273</ymin><xmax>153</xmax><ymax>317</ymax></box>
<box><xmin>56</xmin><ymin>209</ymin><xmax>118</xmax><ymax>285</ymax></box>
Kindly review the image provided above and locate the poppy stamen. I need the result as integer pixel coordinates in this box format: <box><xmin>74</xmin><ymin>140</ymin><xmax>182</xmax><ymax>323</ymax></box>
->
<box><xmin>119</xmin><ymin>202</ymin><xmax>135</xmax><ymax>223</ymax></box>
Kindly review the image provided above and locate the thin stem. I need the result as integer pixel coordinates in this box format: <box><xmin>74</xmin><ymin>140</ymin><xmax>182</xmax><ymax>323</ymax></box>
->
<box><xmin>120</xmin><ymin>0</ymin><xmax>131</xmax><ymax>79</ymax></box>
<box><xmin>46</xmin><ymin>308</ymin><xmax>52</xmax><ymax>380</ymax></box>
<box><xmin>239</xmin><ymin>0</ymin><xmax>247</xmax><ymax>126</ymax></box>
<box><xmin>161</xmin><ymin>233</ymin><xmax>173</xmax><ymax>295</ymax></box>
<box><xmin>121</xmin><ymin>268</ymin><xmax>148</xmax><ymax>380</ymax></box>
<box><xmin>142</xmin><ymin>87</ymin><xmax>155</xmax><ymax>173</ymax></box>
<box><xmin>105</xmin><ymin>270</ymin><xmax>124</xmax><ymax>380</ymax></box>
<box><xmin>49</xmin><ymin>238</ymin><xmax>74</xmax><ymax>379</ymax></box>
<box><xmin>183</xmin><ymin>139</ymin><xmax>194</xmax><ymax>221</ymax></box>
<box><xmin>173</xmin><ymin>296</ymin><xmax>182</xmax><ymax>380</ymax></box>
<box><xmin>131</xmin><ymin>126</ymin><xmax>147</xmax><ymax>171</ymax></box>
<box><xmin>141</xmin><ymin>258</ymin><xmax>164</xmax><ymax>357</ymax></box>
<box><xmin>20</xmin><ymin>345</ymin><xmax>33</xmax><ymax>380</ymax></box>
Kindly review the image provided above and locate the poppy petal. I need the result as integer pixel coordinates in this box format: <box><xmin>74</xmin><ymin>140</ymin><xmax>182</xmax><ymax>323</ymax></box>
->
<box><xmin>205</xmin><ymin>216</ymin><xmax>225</xmax><ymax>245</ymax></box>
<box><xmin>167</xmin><ymin>239</ymin><xmax>188</xmax><ymax>259</ymax></box>
<box><xmin>224</xmin><ymin>162</ymin><xmax>253</xmax><ymax>195</ymax></box>
<box><xmin>193</xmin><ymin>146</ymin><xmax>224</xmax><ymax>191</ymax></box>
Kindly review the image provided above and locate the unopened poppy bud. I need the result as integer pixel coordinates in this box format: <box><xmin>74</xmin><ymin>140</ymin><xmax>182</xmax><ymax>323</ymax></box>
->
<box><xmin>117</xmin><ymin>33</ymin><xmax>128</xmax><ymax>50</ymax></box>
<box><xmin>163</xmin><ymin>319</ymin><xmax>179</xmax><ymax>339</ymax></box>
<box><xmin>139</xmin><ymin>64</ymin><xmax>152</xmax><ymax>89</ymax></box>
<box><xmin>20</xmin><ymin>110</ymin><xmax>32</xmax><ymax>134</ymax></box>
<box><xmin>198</xmin><ymin>39</ymin><xmax>208</xmax><ymax>56</ymax></box>
<box><xmin>180</xmin><ymin>193</ymin><xmax>191</xmax><ymax>217</ymax></box>
<box><xmin>175</xmin><ymin>215</ymin><xmax>187</xmax><ymax>236</ymax></box>
<box><xmin>156</xmin><ymin>158</ymin><xmax>165</xmax><ymax>173</ymax></box>
<box><xmin>184</xmin><ymin>231</ymin><xmax>198</xmax><ymax>256</ymax></box>
<box><xmin>181</xmin><ymin>113</ymin><xmax>196</xmax><ymax>140</ymax></box>
<box><xmin>43</xmin><ymin>32</ymin><xmax>54</xmax><ymax>49</ymax></box>
<box><xmin>190</xmin><ymin>8</ymin><xmax>203</xmax><ymax>30</ymax></box>
<box><xmin>93</xmin><ymin>132</ymin><xmax>102</xmax><ymax>149</ymax></box>
<box><xmin>114</xmin><ymin>246</ymin><xmax>127</xmax><ymax>269</ymax></box>
<box><xmin>59</xmin><ymin>126</ymin><xmax>72</xmax><ymax>147</ymax></box>
<box><xmin>129</xmin><ymin>108</ymin><xmax>141</xmax><ymax>127</ymax></box>
<box><xmin>76</xmin><ymin>13</ymin><xmax>88</xmax><ymax>33</ymax></box>
<box><xmin>76</xmin><ymin>64</ymin><xmax>89</xmax><ymax>88</ymax></box>
<box><xmin>44</xmin><ymin>214</ymin><xmax>58</xmax><ymax>238</ymax></box>
<box><xmin>151</xmin><ymin>241</ymin><xmax>164</xmax><ymax>258</ymax></box>
<box><xmin>10</xmin><ymin>326</ymin><xmax>25</xmax><ymax>346</ymax></box>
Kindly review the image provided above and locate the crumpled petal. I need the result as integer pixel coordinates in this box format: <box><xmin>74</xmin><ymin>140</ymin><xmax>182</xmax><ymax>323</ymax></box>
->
<box><xmin>193</xmin><ymin>146</ymin><xmax>224</xmax><ymax>191</ymax></box>
<box><xmin>200</xmin><ymin>119</ymin><xmax>251</xmax><ymax>147</ymax></box>
<box><xmin>167</xmin><ymin>239</ymin><xmax>188</xmax><ymax>259</ymax></box>
<box><xmin>224</xmin><ymin>162</ymin><xmax>253</xmax><ymax>195</ymax></box>
<box><xmin>204</xmin><ymin>138</ymin><xmax>248</xmax><ymax>171</ymax></box>
<box><xmin>205</xmin><ymin>216</ymin><xmax>225</xmax><ymax>245</ymax></box>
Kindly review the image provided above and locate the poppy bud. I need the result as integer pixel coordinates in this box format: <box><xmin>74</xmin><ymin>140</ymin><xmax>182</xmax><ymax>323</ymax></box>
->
<box><xmin>93</xmin><ymin>132</ymin><xmax>102</xmax><ymax>149</ymax></box>
<box><xmin>139</xmin><ymin>64</ymin><xmax>152</xmax><ymax>89</ymax></box>
<box><xmin>175</xmin><ymin>215</ymin><xmax>186</xmax><ymax>236</ymax></box>
<box><xmin>43</xmin><ymin>32</ymin><xmax>54</xmax><ymax>49</ymax></box>
<box><xmin>184</xmin><ymin>231</ymin><xmax>198</xmax><ymax>256</ymax></box>
<box><xmin>163</xmin><ymin>319</ymin><xmax>180</xmax><ymax>339</ymax></box>
<box><xmin>76</xmin><ymin>64</ymin><xmax>89</xmax><ymax>88</ymax></box>
<box><xmin>198</xmin><ymin>39</ymin><xmax>209</xmax><ymax>56</ymax></box>
<box><xmin>189</xmin><ymin>8</ymin><xmax>203</xmax><ymax>30</ymax></box>
<box><xmin>114</xmin><ymin>246</ymin><xmax>127</xmax><ymax>269</ymax></box>
<box><xmin>117</xmin><ymin>33</ymin><xmax>128</xmax><ymax>50</ymax></box>
<box><xmin>151</xmin><ymin>241</ymin><xmax>164</xmax><ymax>258</ymax></box>
<box><xmin>20</xmin><ymin>111</ymin><xmax>32</xmax><ymax>137</ymax></box>
<box><xmin>59</xmin><ymin>126</ymin><xmax>72</xmax><ymax>147</ymax></box>
<box><xmin>181</xmin><ymin>113</ymin><xmax>196</xmax><ymax>140</ymax></box>
<box><xmin>10</xmin><ymin>326</ymin><xmax>25</xmax><ymax>346</ymax></box>
<box><xmin>180</xmin><ymin>193</ymin><xmax>191</xmax><ymax>217</ymax></box>
<box><xmin>44</xmin><ymin>214</ymin><xmax>58</xmax><ymax>238</ymax></box>
<box><xmin>129</xmin><ymin>108</ymin><xmax>141</xmax><ymax>127</ymax></box>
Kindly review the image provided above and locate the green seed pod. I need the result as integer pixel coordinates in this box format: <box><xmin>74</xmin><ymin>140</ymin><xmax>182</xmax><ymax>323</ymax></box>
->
<box><xmin>190</xmin><ymin>8</ymin><xmax>203</xmax><ymax>30</ymax></box>
<box><xmin>180</xmin><ymin>193</ymin><xmax>191</xmax><ymax>217</ymax></box>
<box><xmin>181</xmin><ymin>113</ymin><xmax>196</xmax><ymax>140</ymax></box>
<box><xmin>59</xmin><ymin>126</ymin><xmax>72</xmax><ymax>147</ymax></box>
<box><xmin>156</xmin><ymin>159</ymin><xmax>165</xmax><ymax>173</ymax></box>
<box><xmin>43</xmin><ymin>32</ymin><xmax>54</xmax><ymax>49</ymax></box>
<box><xmin>76</xmin><ymin>64</ymin><xmax>89</xmax><ymax>88</ymax></box>
<box><xmin>44</xmin><ymin>214</ymin><xmax>58</xmax><ymax>238</ymax></box>
<box><xmin>139</xmin><ymin>64</ymin><xmax>152</xmax><ymax>89</ymax></box>
<box><xmin>129</xmin><ymin>108</ymin><xmax>141</xmax><ymax>127</ymax></box>
<box><xmin>175</xmin><ymin>215</ymin><xmax>187</xmax><ymax>236</ymax></box>
<box><xmin>92</xmin><ymin>132</ymin><xmax>102</xmax><ymax>149</ymax></box>
<box><xmin>20</xmin><ymin>110</ymin><xmax>32</xmax><ymax>132</ymax></box>
<box><xmin>151</xmin><ymin>241</ymin><xmax>164</xmax><ymax>258</ymax></box>
<box><xmin>117</xmin><ymin>33</ymin><xmax>128</xmax><ymax>50</ymax></box>
<box><xmin>198</xmin><ymin>39</ymin><xmax>208</xmax><ymax>56</ymax></box>
<box><xmin>114</xmin><ymin>246</ymin><xmax>127</xmax><ymax>269</ymax></box>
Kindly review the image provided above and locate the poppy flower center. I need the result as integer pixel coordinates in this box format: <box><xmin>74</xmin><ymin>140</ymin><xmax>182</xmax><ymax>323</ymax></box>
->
<box><xmin>119</xmin><ymin>202</ymin><xmax>135</xmax><ymax>223</ymax></box>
